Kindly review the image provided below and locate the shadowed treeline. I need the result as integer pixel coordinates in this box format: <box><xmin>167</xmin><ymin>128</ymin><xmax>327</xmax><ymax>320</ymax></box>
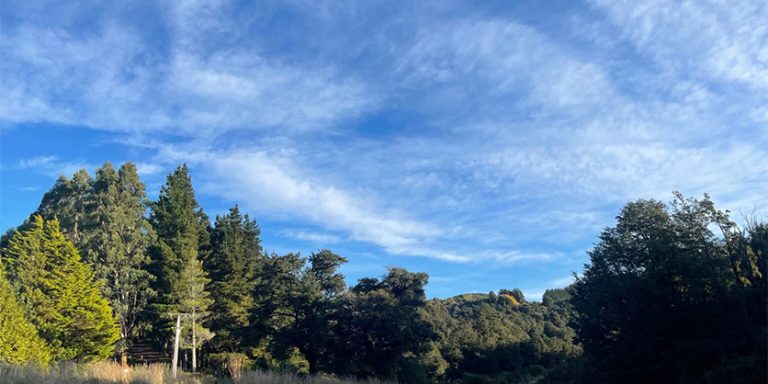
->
<box><xmin>1</xmin><ymin>162</ymin><xmax>765</xmax><ymax>384</ymax></box>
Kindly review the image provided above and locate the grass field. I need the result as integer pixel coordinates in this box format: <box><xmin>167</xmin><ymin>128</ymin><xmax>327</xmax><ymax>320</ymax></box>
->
<box><xmin>0</xmin><ymin>362</ymin><xmax>392</xmax><ymax>384</ymax></box>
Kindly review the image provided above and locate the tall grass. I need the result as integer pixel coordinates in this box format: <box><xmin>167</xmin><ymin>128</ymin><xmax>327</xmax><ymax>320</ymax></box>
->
<box><xmin>0</xmin><ymin>362</ymin><xmax>393</xmax><ymax>384</ymax></box>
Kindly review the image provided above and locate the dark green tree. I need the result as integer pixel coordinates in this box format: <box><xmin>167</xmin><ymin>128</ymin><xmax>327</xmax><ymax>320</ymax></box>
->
<box><xmin>572</xmin><ymin>193</ymin><xmax>766</xmax><ymax>384</ymax></box>
<box><xmin>148</xmin><ymin>164</ymin><xmax>211</xmax><ymax>344</ymax></box>
<box><xmin>84</xmin><ymin>162</ymin><xmax>156</xmax><ymax>362</ymax></box>
<box><xmin>150</xmin><ymin>164</ymin><xmax>205</xmax><ymax>292</ymax></box>
<box><xmin>290</xmin><ymin>250</ymin><xmax>347</xmax><ymax>374</ymax></box>
<box><xmin>207</xmin><ymin>205</ymin><xmax>263</xmax><ymax>352</ymax></box>
<box><xmin>248</xmin><ymin>252</ymin><xmax>306</xmax><ymax>369</ymax></box>
<box><xmin>2</xmin><ymin>216</ymin><xmax>119</xmax><ymax>361</ymax></box>
<box><xmin>328</xmin><ymin>267</ymin><xmax>435</xmax><ymax>383</ymax></box>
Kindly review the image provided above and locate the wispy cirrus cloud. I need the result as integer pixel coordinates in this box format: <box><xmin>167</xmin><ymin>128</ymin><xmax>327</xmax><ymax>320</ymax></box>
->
<box><xmin>0</xmin><ymin>1</ymin><xmax>379</xmax><ymax>136</ymax></box>
<box><xmin>14</xmin><ymin>156</ymin><xmax>59</xmax><ymax>170</ymax></box>
<box><xmin>591</xmin><ymin>0</ymin><xmax>768</xmax><ymax>90</ymax></box>
<box><xmin>282</xmin><ymin>230</ymin><xmax>343</xmax><ymax>245</ymax></box>
<box><xmin>1</xmin><ymin>0</ymin><xmax>765</xmax><ymax>284</ymax></box>
<box><xmin>4</xmin><ymin>155</ymin><xmax>92</xmax><ymax>178</ymax></box>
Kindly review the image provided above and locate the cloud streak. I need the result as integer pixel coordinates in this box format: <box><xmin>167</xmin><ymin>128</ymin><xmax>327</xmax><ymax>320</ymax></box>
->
<box><xmin>1</xmin><ymin>0</ymin><xmax>765</xmax><ymax>277</ymax></box>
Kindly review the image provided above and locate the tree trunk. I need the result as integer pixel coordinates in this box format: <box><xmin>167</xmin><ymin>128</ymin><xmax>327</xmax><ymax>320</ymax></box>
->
<box><xmin>121</xmin><ymin>351</ymin><xmax>128</xmax><ymax>369</ymax></box>
<box><xmin>172</xmin><ymin>314</ymin><xmax>181</xmax><ymax>378</ymax></box>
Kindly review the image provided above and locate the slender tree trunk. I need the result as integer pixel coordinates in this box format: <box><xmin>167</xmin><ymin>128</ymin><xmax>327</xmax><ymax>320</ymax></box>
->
<box><xmin>172</xmin><ymin>314</ymin><xmax>181</xmax><ymax>378</ymax></box>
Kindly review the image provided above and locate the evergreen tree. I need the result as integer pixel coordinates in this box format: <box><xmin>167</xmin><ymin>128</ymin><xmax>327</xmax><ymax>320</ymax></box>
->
<box><xmin>148</xmin><ymin>164</ymin><xmax>212</xmax><ymax>349</ymax></box>
<box><xmin>0</xmin><ymin>259</ymin><xmax>51</xmax><ymax>365</ymax></box>
<box><xmin>2</xmin><ymin>216</ymin><xmax>119</xmax><ymax>361</ymax></box>
<box><xmin>207</xmin><ymin>205</ymin><xmax>263</xmax><ymax>352</ymax></box>
<box><xmin>85</xmin><ymin>162</ymin><xmax>156</xmax><ymax>361</ymax></box>
<box><xmin>176</xmin><ymin>255</ymin><xmax>215</xmax><ymax>372</ymax></box>
<box><xmin>150</xmin><ymin>164</ymin><xmax>204</xmax><ymax>293</ymax></box>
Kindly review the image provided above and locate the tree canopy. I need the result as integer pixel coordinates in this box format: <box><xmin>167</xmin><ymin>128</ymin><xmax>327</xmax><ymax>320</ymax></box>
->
<box><xmin>3</xmin><ymin>163</ymin><xmax>764</xmax><ymax>384</ymax></box>
<box><xmin>2</xmin><ymin>216</ymin><xmax>119</xmax><ymax>362</ymax></box>
<box><xmin>570</xmin><ymin>193</ymin><xmax>766</xmax><ymax>384</ymax></box>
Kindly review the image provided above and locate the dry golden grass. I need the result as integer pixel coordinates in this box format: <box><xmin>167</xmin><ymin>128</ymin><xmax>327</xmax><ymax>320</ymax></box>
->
<box><xmin>0</xmin><ymin>362</ymin><xmax>393</xmax><ymax>384</ymax></box>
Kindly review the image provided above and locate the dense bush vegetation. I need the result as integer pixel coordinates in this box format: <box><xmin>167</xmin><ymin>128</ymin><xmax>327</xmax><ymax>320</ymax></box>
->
<box><xmin>567</xmin><ymin>194</ymin><xmax>767</xmax><ymax>384</ymax></box>
<box><xmin>0</xmin><ymin>162</ymin><xmax>764</xmax><ymax>383</ymax></box>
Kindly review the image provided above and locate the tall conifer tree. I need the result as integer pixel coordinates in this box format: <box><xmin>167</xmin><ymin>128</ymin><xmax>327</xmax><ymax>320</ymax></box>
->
<box><xmin>177</xmin><ymin>255</ymin><xmax>214</xmax><ymax>372</ymax></box>
<box><xmin>150</xmin><ymin>164</ymin><xmax>206</xmax><ymax>291</ymax></box>
<box><xmin>0</xmin><ymin>259</ymin><xmax>51</xmax><ymax>365</ymax></box>
<box><xmin>3</xmin><ymin>216</ymin><xmax>119</xmax><ymax>361</ymax></box>
<box><xmin>149</xmin><ymin>164</ymin><xmax>213</xmax><ymax>348</ymax></box>
<box><xmin>207</xmin><ymin>205</ymin><xmax>263</xmax><ymax>352</ymax></box>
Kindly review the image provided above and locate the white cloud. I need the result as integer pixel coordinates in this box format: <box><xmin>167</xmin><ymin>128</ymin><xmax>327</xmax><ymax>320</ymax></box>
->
<box><xmin>134</xmin><ymin>162</ymin><xmax>164</xmax><ymax>176</ymax></box>
<box><xmin>480</xmin><ymin>142</ymin><xmax>768</xmax><ymax>203</ymax></box>
<box><xmin>401</xmin><ymin>19</ymin><xmax>616</xmax><ymax>112</ymax></box>
<box><xmin>2</xmin><ymin>0</ymin><xmax>765</xmax><ymax>273</ymax></box>
<box><xmin>591</xmin><ymin>0</ymin><xmax>768</xmax><ymax>89</ymax></box>
<box><xmin>0</xmin><ymin>2</ymin><xmax>379</xmax><ymax>136</ymax></box>
<box><xmin>167</xmin><ymin>51</ymin><xmax>375</xmax><ymax>134</ymax></box>
<box><xmin>158</xmin><ymin>146</ymin><xmax>559</xmax><ymax>264</ymax></box>
<box><xmin>14</xmin><ymin>155</ymin><xmax>59</xmax><ymax>169</ymax></box>
<box><xmin>196</xmin><ymin>149</ymin><xmax>457</xmax><ymax>260</ymax></box>
<box><xmin>283</xmin><ymin>230</ymin><xmax>343</xmax><ymax>245</ymax></box>
<box><xmin>5</xmin><ymin>155</ymin><xmax>91</xmax><ymax>179</ymax></box>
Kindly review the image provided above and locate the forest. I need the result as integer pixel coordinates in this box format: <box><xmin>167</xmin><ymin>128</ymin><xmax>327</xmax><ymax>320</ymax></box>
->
<box><xmin>0</xmin><ymin>161</ymin><xmax>765</xmax><ymax>384</ymax></box>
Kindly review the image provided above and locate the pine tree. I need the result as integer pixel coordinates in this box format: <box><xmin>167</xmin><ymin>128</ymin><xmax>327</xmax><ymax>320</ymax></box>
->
<box><xmin>207</xmin><ymin>205</ymin><xmax>263</xmax><ymax>352</ymax></box>
<box><xmin>85</xmin><ymin>162</ymin><xmax>157</xmax><ymax>362</ymax></box>
<box><xmin>176</xmin><ymin>255</ymin><xmax>214</xmax><ymax>372</ymax></box>
<box><xmin>2</xmin><ymin>216</ymin><xmax>119</xmax><ymax>361</ymax></box>
<box><xmin>0</xmin><ymin>259</ymin><xmax>51</xmax><ymax>365</ymax></box>
<box><xmin>150</xmin><ymin>164</ymin><xmax>207</xmax><ymax>293</ymax></box>
<box><xmin>148</xmin><ymin>164</ymin><xmax>212</xmax><ymax>348</ymax></box>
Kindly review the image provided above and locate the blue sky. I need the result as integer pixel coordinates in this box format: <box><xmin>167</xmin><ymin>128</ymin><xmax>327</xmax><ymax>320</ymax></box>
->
<box><xmin>1</xmin><ymin>0</ymin><xmax>766</xmax><ymax>300</ymax></box>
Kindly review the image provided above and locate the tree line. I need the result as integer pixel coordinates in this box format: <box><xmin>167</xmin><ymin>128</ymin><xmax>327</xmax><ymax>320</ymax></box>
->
<box><xmin>0</xmin><ymin>161</ymin><xmax>765</xmax><ymax>384</ymax></box>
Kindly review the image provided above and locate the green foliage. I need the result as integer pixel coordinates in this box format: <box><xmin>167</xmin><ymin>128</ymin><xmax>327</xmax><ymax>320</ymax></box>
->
<box><xmin>0</xmin><ymin>260</ymin><xmax>51</xmax><ymax>365</ymax></box>
<box><xmin>84</xmin><ymin>162</ymin><xmax>156</xmax><ymax>353</ymax></box>
<box><xmin>327</xmin><ymin>268</ymin><xmax>436</xmax><ymax>383</ymax></box>
<box><xmin>34</xmin><ymin>169</ymin><xmax>93</xmax><ymax>246</ymax></box>
<box><xmin>423</xmin><ymin>290</ymin><xmax>580</xmax><ymax>384</ymax></box>
<box><xmin>290</xmin><ymin>250</ymin><xmax>348</xmax><ymax>374</ymax></box>
<box><xmin>542</xmin><ymin>287</ymin><xmax>571</xmax><ymax>307</ymax></box>
<box><xmin>149</xmin><ymin>164</ymin><xmax>208</xmax><ymax>293</ymax></box>
<box><xmin>249</xmin><ymin>252</ymin><xmax>305</xmax><ymax>336</ymax></box>
<box><xmin>19</xmin><ymin>162</ymin><xmax>767</xmax><ymax>384</ymax></box>
<box><xmin>148</xmin><ymin>164</ymin><xmax>211</xmax><ymax>341</ymax></box>
<box><xmin>2</xmin><ymin>216</ymin><xmax>119</xmax><ymax>361</ymax></box>
<box><xmin>176</xmin><ymin>254</ymin><xmax>215</xmax><ymax>355</ymax></box>
<box><xmin>307</xmin><ymin>250</ymin><xmax>348</xmax><ymax>298</ymax></box>
<box><xmin>207</xmin><ymin>205</ymin><xmax>263</xmax><ymax>352</ymax></box>
<box><xmin>31</xmin><ymin>163</ymin><xmax>157</xmax><ymax>354</ymax></box>
<box><xmin>448</xmin><ymin>293</ymin><xmax>489</xmax><ymax>303</ymax></box>
<box><xmin>571</xmin><ymin>193</ymin><xmax>767</xmax><ymax>384</ymax></box>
